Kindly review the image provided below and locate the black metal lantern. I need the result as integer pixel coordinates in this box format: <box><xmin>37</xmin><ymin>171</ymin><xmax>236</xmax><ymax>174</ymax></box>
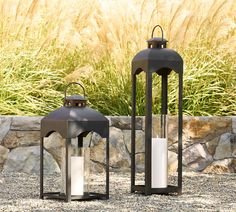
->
<box><xmin>131</xmin><ymin>25</ymin><xmax>183</xmax><ymax>195</ymax></box>
<box><xmin>40</xmin><ymin>82</ymin><xmax>109</xmax><ymax>202</ymax></box>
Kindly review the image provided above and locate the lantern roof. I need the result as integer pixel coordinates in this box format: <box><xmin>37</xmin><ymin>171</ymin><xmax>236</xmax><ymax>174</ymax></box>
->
<box><xmin>41</xmin><ymin>106</ymin><xmax>109</xmax><ymax>139</ymax></box>
<box><xmin>41</xmin><ymin>82</ymin><xmax>109</xmax><ymax>139</ymax></box>
<box><xmin>132</xmin><ymin>25</ymin><xmax>183</xmax><ymax>75</ymax></box>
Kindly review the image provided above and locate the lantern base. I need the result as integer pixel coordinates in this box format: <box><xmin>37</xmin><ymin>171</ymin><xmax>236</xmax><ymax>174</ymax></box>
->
<box><xmin>132</xmin><ymin>185</ymin><xmax>181</xmax><ymax>195</ymax></box>
<box><xmin>42</xmin><ymin>192</ymin><xmax>108</xmax><ymax>201</ymax></box>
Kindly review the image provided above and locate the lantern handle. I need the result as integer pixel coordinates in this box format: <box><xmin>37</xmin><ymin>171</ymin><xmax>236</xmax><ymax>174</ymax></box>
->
<box><xmin>151</xmin><ymin>25</ymin><xmax>164</xmax><ymax>40</ymax></box>
<box><xmin>64</xmin><ymin>82</ymin><xmax>86</xmax><ymax>99</ymax></box>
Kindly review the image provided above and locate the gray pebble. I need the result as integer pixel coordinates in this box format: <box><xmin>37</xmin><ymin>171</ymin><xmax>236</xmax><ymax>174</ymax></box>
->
<box><xmin>0</xmin><ymin>172</ymin><xmax>235</xmax><ymax>211</ymax></box>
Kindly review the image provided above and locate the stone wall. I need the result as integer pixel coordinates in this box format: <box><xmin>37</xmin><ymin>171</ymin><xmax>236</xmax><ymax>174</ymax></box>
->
<box><xmin>0</xmin><ymin>116</ymin><xmax>235</xmax><ymax>174</ymax></box>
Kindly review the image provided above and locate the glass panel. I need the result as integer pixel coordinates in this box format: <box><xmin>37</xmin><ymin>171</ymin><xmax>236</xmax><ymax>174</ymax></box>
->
<box><xmin>42</xmin><ymin>132</ymin><xmax>64</xmax><ymax>195</ymax></box>
<box><xmin>71</xmin><ymin>137</ymin><xmax>90</xmax><ymax>196</ymax></box>
<box><xmin>89</xmin><ymin>132</ymin><xmax>106</xmax><ymax>194</ymax></box>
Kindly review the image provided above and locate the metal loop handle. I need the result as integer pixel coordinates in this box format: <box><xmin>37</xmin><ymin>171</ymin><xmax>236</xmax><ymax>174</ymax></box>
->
<box><xmin>151</xmin><ymin>25</ymin><xmax>164</xmax><ymax>40</ymax></box>
<box><xmin>64</xmin><ymin>82</ymin><xmax>86</xmax><ymax>99</ymax></box>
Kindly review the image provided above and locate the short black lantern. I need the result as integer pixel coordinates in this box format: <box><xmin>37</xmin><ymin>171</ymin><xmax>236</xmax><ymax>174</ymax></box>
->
<box><xmin>40</xmin><ymin>82</ymin><xmax>109</xmax><ymax>202</ymax></box>
<box><xmin>131</xmin><ymin>25</ymin><xmax>183</xmax><ymax>195</ymax></box>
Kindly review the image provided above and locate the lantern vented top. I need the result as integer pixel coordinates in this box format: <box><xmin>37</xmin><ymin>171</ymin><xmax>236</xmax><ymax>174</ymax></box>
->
<box><xmin>64</xmin><ymin>82</ymin><xmax>87</xmax><ymax>107</ymax></box>
<box><xmin>147</xmin><ymin>25</ymin><xmax>168</xmax><ymax>49</ymax></box>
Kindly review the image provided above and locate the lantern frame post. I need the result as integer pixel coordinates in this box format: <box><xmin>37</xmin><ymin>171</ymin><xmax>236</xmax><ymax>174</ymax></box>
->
<box><xmin>178</xmin><ymin>72</ymin><xmax>183</xmax><ymax>194</ymax></box>
<box><xmin>65</xmin><ymin>138</ymin><xmax>71</xmax><ymax>202</ymax></box>
<box><xmin>105</xmin><ymin>131</ymin><xmax>110</xmax><ymax>198</ymax></box>
<box><xmin>131</xmin><ymin>74</ymin><xmax>136</xmax><ymax>193</ymax></box>
<box><xmin>40</xmin><ymin>137</ymin><xmax>44</xmax><ymax>199</ymax></box>
<box><xmin>145</xmin><ymin>71</ymin><xmax>152</xmax><ymax>195</ymax></box>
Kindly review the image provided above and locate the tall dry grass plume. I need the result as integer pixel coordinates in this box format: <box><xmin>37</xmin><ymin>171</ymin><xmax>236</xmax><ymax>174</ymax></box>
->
<box><xmin>0</xmin><ymin>0</ymin><xmax>235</xmax><ymax>115</ymax></box>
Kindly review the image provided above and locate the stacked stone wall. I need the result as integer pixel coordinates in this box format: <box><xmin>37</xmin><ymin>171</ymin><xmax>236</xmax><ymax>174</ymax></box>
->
<box><xmin>0</xmin><ymin>116</ymin><xmax>235</xmax><ymax>174</ymax></box>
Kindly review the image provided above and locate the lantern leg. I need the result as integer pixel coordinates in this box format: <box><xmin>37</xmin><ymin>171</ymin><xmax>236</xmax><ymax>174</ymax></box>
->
<box><xmin>131</xmin><ymin>73</ymin><xmax>136</xmax><ymax>193</ymax></box>
<box><xmin>66</xmin><ymin>138</ymin><xmax>71</xmax><ymax>202</ymax></box>
<box><xmin>106</xmin><ymin>136</ymin><xmax>109</xmax><ymax>199</ymax></box>
<box><xmin>145</xmin><ymin>72</ymin><xmax>152</xmax><ymax>195</ymax></box>
<box><xmin>40</xmin><ymin>137</ymin><xmax>44</xmax><ymax>199</ymax></box>
<box><xmin>178</xmin><ymin>72</ymin><xmax>183</xmax><ymax>194</ymax></box>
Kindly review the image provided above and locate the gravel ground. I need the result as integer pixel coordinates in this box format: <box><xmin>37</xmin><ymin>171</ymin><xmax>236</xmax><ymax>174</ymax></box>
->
<box><xmin>0</xmin><ymin>171</ymin><xmax>236</xmax><ymax>211</ymax></box>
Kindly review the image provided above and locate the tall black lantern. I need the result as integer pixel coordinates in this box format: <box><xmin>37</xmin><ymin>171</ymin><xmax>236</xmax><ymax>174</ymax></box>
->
<box><xmin>40</xmin><ymin>82</ymin><xmax>109</xmax><ymax>202</ymax></box>
<box><xmin>131</xmin><ymin>25</ymin><xmax>183</xmax><ymax>195</ymax></box>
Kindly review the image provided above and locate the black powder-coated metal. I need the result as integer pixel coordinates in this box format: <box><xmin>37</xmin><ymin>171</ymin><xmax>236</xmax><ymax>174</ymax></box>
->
<box><xmin>131</xmin><ymin>25</ymin><xmax>183</xmax><ymax>195</ymax></box>
<box><xmin>42</xmin><ymin>192</ymin><xmax>108</xmax><ymax>201</ymax></box>
<box><xmin>65</xmin><ymin>138</ymin><xmax>71</xmax><ymax>202</ymax></box>
<box><xmin>133</xmin><ymin>185</ymin><xmax>179</xmax><ymax>194</ymax></box>
<box><xmin>145</xmin><ymin>71</ymin><xmax>152</xmax><ymax>195</ymax></box>
<box><xmin>40</xmin><ymin>82</ymin><xmax>109</xmax><ymax>202</ymax></box>
<box><xmin>41</xmin><ymin>82</ymin><xmax>109</xmax><ymax>139</ymax></box>
<box><xmin>105</xmin><ymin>131</ymin><xmax>109</xmax><ymax>199</ymax></box>
<box><xmin>40</xmin><ymin>137</ymin><xmax>44</xmax><ymax>199</ymax></box>
<box><xmin>131</xmin><ymin>74</ymin><xmax>136</xmax><ymax>193</ymax></box>
<box><xmin>178</xmin><ymin>73</ymin><xmax>183</xmax><ymax>194</ymax></box>
<box><xmin>40</xmin><ymin>106</ymin><xmax>109</xmax><ymax>139</ymax></box>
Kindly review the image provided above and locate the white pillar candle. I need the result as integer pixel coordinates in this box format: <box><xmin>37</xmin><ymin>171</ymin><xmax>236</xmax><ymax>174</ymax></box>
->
<box><xmin>152</xmin><ymin>138</ymin><xmax>168</xmax><ymax>188</ymax></box>
<box><xmin>71</xmin><ymin>156</ymin><xmax>84</xmax><ymax>195</ymax></box>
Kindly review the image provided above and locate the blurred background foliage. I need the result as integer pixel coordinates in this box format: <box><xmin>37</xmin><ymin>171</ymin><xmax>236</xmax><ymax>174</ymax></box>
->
<box><xmin>0</xmin><ymin>0</ymin><xmax>235</xmax><ymax>116</ymax></box>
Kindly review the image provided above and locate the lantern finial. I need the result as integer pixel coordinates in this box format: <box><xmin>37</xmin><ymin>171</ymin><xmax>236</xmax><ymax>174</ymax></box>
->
<box><xmin>64</xmin><ymin>82</ymin><xmax>87</xmax><ymax>107</ymax></box>
<box><xmin>147</xmin><ymin>25</ymin><xmax>167</xmax><ymax>48</ymax></box>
